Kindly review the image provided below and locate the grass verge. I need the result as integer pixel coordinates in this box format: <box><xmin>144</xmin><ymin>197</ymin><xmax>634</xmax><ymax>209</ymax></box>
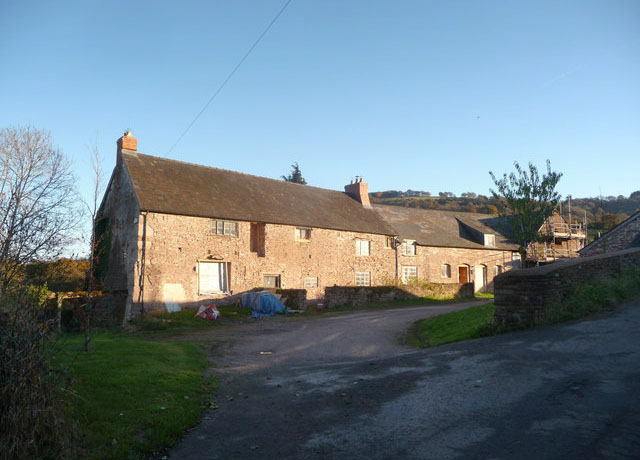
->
<box><xmin>406</xmin><ymin>302</ymin><xmax>494</xmax><ymax>348</ymax></box>
<box><xmin>407</xmin><ymin>267</ymin><xmax>640</xmax><ymax>349</ymax></box>
<box><xmin>54</xmin><ymin>333</ymin><xmax>210</xmax><ymax>460</ymax></box>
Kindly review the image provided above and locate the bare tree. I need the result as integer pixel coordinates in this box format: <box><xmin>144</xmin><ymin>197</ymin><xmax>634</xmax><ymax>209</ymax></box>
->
<box><xmin>80</xmin><ymin>139</ymin><xmax>105</xmax><ymax>351</ymax></box>
<box><xmin>0</xmin><ymin>126</ymin><xmax>80</xmax><ymax>295</ymax></box>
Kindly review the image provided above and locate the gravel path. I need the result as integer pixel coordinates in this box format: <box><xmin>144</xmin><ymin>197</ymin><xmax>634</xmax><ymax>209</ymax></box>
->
<box><xmin>168</xmin><ymin>300</ymin><xmax>640</xmax><ymax>459</ymax></box>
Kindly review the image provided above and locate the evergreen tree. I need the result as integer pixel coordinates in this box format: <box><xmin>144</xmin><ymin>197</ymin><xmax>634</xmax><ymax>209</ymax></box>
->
<box><xmin>281</xmin><ymin>162</ymin><xmax>307</xmax><ymax>184</ymax></box>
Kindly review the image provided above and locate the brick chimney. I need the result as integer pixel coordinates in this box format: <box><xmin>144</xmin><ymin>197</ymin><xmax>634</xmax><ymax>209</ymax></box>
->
<box><xmin>344</xmin><ymin>176</ymin><xmax>372</xmax><ymax>208</ymax></box>
<box><xmin>116</xmin><ymin>130</ymin><xmax>137</xmax><ymax>166</ymax></box>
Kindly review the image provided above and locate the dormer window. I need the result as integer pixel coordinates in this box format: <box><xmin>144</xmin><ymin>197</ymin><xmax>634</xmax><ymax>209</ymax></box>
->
<box><xmin>484</xmin><ymin>234</ymin><xmax>495</xmax><ymax>247</ymax></box>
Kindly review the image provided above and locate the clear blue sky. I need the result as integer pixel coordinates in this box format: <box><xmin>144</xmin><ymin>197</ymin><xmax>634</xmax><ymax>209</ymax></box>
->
<box><xmin>1</xmin><ymin>0</ymin><xmax>639</xmax><ymax>205</ymax></box>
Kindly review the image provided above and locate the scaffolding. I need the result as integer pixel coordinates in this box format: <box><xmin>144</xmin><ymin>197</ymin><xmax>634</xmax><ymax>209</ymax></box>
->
<box><xmin>528</xmin><ymin>217</ymin><xmax>587</xmax><ymax>264</ymax></box>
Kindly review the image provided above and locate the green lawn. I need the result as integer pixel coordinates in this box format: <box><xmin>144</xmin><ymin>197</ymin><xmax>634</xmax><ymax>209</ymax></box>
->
<box><xmin>406</xmin><ymin>302</ymin><xmax>494</xmax><ymax>348</ymax></box>
<box><xmin>475</xmin><ymin>292</ymin><xmax>494</xmax><ymax>299</ymax></box>
<box><xmin>54</xmin><ymin>333</ymin><xmax>210</xmax><ymax>460</ymax></box>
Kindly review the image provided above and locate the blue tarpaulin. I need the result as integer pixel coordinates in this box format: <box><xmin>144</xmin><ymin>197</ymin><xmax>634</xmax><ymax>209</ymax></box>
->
<box><xmin>241</xmin><ymin>291</ymin><xmax>287</xmax><ymax>318</ymax></box>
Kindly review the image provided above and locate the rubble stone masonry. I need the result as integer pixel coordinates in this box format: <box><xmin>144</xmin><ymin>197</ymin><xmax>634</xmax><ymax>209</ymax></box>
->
<box><xmin>398</xmin><ymin>245</ymin><xmax>518</xmax><ymax>291</ymax></box>
<box><xmin>133</xmin><ymin>212</ymin><xmax>396</xmax><ymax>313</ymax></box>
<box><xmin>581</xmin><ymin>212</ymin><xmax>640</xmax><ymax>256</ymax></box>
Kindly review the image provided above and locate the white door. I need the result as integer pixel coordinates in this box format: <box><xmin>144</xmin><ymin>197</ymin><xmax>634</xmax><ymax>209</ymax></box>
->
<box><xmin>474</xmin><ymin>265</ymin><xmax>486</xmax><ymax>293</ymax></box>
<box><xmin>199</xmin><ymin>262</ymin><xmax>228</xmax><ymax>294</ymax></box>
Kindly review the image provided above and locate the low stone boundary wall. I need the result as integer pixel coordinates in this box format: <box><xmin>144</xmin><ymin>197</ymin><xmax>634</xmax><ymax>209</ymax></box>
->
<box><xmin>274</xmin><ymin>289</ymin><xmax>306</xmax><ymax>309</ymax></box>
<box><xmin>494</xmin><ymin>247</ymin><xmax>640</xmax><ymax>323</ymax></box>
<box><xmin>324</xmin><ymin>283</ymin><xmax>474</xmax><ymax>308</ymax></box>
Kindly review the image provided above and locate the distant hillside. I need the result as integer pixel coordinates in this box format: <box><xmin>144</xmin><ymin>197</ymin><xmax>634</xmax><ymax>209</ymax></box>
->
<box><xmin>370</xmin><ymin>190</ymin><xmax>640</xmax><ymax>240</ymax></box>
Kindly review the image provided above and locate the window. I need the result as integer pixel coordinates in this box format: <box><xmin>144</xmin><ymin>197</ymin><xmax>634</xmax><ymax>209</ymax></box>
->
<box><xmin>211</xmin><ymin>220</ymin><xmax>238</xmax><ymax>236</ymax></box>
<box><xmin>402</xmin><ymin>266</ymin><xmax>418</xmax><ymax>283</ymax></box>
<box><xmin>384</xmin><ymin>236</ymin><xmax>394</xmax><ymax>249</ymax></box>
<box><xmin>484</xmin><ymin>234</ymin><xmax>496</xmax><ymax>247</ymax></box>
<box><xmin>494</xmin><ymin>265</ymin><xmax>503</xmax><ymax>276</ymax></box>
<box><xmin>356</xmin><ymin>239</ymin><xmax>370</xmax><ymax>256</ymax></box>
<box><xmin>295</xmin><ymin>227</ymin><xmax>312</xmax><ymax>241</ymax></box>
<box><xmin>402</xmin><ymin>240</ymin><xmax>416</xmax><ymax>256</ymax></box>
<box><xmin>355</xmin><ymin>271</ymin><xmax>371</xmax><ymax>286</ymax></box>
<box><xmin>441</xmin><ymin>263</ymin><xmax>451</xmax><ymax>278</ymax></box>
<box><xmin>198</xmin><ymin>262</ymin><xmax>229</xmax><ymax>294</ymax></box>
<box><xmin>304</xmin><ymin>277</ymin><xmax>318</xmax><ymax>288</ymax></box>
<box><xmin>263</xmin><ymin>274</ymin><xmax>281</xmax><ymax>288</ymax></box>
<box><xmin>512</xmin><ymin>253</ymin><xmax>521</xmax><ymax>261</ymax></box>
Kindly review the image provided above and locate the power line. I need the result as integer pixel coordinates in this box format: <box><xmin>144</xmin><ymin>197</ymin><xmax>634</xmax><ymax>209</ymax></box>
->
<box><xmin>166</xmin><ymin>0</ymin><xmax>293</xmax><ymax>156</ymax></box>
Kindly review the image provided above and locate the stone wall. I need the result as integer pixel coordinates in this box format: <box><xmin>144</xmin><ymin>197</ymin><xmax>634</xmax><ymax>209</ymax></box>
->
<box><xmin>398</xmin><ymin>245</ymin><xmax>518</xmax><ymax>291</ymax></box>
<box><xmin>581</xmin><ymin>212</ymin><xmax>640</xmax><ymax>257</ymax></box>
<box><xmin>494</xmin><ymin>247</ymin><xmax>640</xmax><ymax>323</ymax></box>
<box><xmin>324</xmin><ymin>282</ymin><xmax>474</xmax><ymax>308</ymax></box>
<box><xmin>136</xmin><ymin>212</ymin><xmax>396</xmax><ymax>314</ymax></box>
<box><xmin>99</xmin><ymin>157</ymin><xmax>141</xmax><ymax>322</ymax></box>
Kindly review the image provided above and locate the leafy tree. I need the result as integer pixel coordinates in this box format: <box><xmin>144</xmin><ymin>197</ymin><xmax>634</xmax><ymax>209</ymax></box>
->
<box><xmin>281</xmin><ymin>162</ymin><xmax>307</xmax><ymax>185</ymax></box>
<box><xmin>489</xmin><ymin>160</ymin><xmax>563</xmax><ymax>266</ymax></box>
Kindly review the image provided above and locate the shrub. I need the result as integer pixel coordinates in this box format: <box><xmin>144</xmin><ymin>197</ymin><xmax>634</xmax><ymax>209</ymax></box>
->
<box><xmin>0</xmin><ymin>294</ymin><xmax>76</xmax><ymax>460</ymax></box>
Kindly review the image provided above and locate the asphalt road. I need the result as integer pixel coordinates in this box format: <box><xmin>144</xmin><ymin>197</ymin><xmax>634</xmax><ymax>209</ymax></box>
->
<box><xmin>169</xmin><ymin>300</ymin><xmax>640</xmax><ymax>459</ymax></box>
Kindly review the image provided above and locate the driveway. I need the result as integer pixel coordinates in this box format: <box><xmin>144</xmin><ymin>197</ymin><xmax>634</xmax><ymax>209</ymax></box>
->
<box><xmin>169</xmin><ymin>300</ymin><xmax>640</xmax><ymax>459</ymax></box>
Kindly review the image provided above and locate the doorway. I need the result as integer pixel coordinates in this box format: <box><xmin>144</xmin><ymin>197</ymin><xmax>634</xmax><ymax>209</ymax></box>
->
<box><xmin>474</xmin><ymin>265</ymin><xmax>487</xmax><ymax>293</ymax></box>
<box><xmin>458</xmin><ymin>265</ymin><xmax>469</xmax><ymax>283</ymax></box>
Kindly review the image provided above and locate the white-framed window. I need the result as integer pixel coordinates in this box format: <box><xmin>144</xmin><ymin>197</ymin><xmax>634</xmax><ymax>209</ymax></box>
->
<box><xmin>263</xmin><ymin>274</ymin><xmax>281</xmax><ymax>288</ymax></box>
<box><xmin>304</xmin><ymin>277</ymin><xmax>318</xmax><ymax>288</ymax></box>
<box><xmin>356</xmin><ymin>239</ymin><xmax>371</xmax><ymax>256</ymax></box>
<box><xmin>355</xmin><ymin>271</ymin><xmax>371</xmax><ymax>286</ymax></box>
<box><xmin>295</xmin><ymin>227</ymin><xmax>312</xmax><ymax>241</ymax></box>
<box><xmin>494</xmin><ymin>265</ymin><xmax>503</xmax><ymax>276</ymax></box>
<box><xmin>402</xmin><ymin>266</ymin><xmax>418</xmax><ymax>283</ymax></box>
<box><xmin>402</xmin><ymin>240</ymin><xmax>416</xmax><ymax>256</ymax></box>
<box><xmin>512</xmin><ymin>252</ymin><xmax>521</xmax><ymax>261</ymax></box>
<box><xmin>441</xmin><ymin>263</ymin><xmax>451</xmax><ymax>278</ymax></box>
<box><xmin>384</xmin><ymin>236</ymin><xmax>394</xmax><ymax>249</ymax></box>
<box><xmin>211</xmin><ymin>220</ymin><xmax>238</xmax><ymax>237</ymax></box>
<box><xmin>484</xmin><ymin>234</ymin><xmax>496</xmax><ymax>247</ymax></box>
<box><xmin>198</xmin><ymin>261</ymin><xmax>229</xmax><ymax>295</ymax></box>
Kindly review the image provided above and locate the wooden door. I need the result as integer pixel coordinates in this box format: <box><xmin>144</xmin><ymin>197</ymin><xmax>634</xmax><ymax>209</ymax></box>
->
<box><xmin>458</xmin><ymin>266</ymin><xmax>468</xmax><ymax>283</ymax></box>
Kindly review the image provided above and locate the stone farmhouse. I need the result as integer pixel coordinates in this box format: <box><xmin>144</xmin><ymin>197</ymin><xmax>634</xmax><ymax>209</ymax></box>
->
<box><xmin>580</xmin><ymin>210</ymin><xmax>640</xmax><ymax>256</ymax></box>
<box><xmin>98</xmin><ymin>132</ymin><xmax>521</xmax><ymax>319</ymax></box>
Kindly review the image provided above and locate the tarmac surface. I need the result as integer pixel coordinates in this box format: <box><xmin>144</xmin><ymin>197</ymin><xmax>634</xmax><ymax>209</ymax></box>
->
<box><xmin>168</xmin><ymin>299</ymin><xmax>640</xmax><ymax>459</ymax></box>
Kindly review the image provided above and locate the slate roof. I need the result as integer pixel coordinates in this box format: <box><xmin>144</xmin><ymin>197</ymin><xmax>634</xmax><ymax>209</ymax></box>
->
<box><xmin>580</xmin><ymin>210</ymin><xmax>640</xmax><ymax>253</ymax></box>
<box><xmin>373</xmin><ymin>205</ymin><xmax>519</xmax><ymax>250</ymax></box>
<box><xmin>121</xmin><ymin>151</ymin><xmax>395</xmax><ymax>236</ymax></box>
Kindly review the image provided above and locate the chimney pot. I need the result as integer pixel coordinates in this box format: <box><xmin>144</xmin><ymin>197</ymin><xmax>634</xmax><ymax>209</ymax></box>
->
<box><xmin>116</xmin><ymin>130</ymin><xmax>138</xmax><ymax>166</ymax></box>
<box><xmin>344</xmin><ymin>177</ymin><xmax>372</xmax><ymax>208</ymax></box>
